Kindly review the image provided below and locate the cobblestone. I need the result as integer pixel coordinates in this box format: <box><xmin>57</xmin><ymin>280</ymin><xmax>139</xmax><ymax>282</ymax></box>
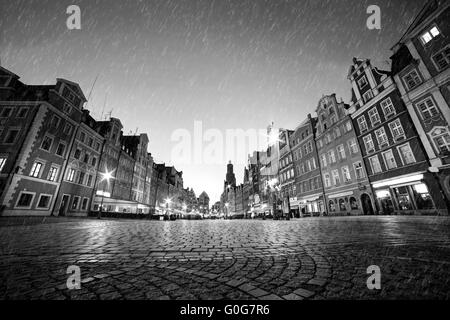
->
<box><xmin>1</xmin><ymin>216</ymin><xmax>450</xmax><ymax>300</ymax></box>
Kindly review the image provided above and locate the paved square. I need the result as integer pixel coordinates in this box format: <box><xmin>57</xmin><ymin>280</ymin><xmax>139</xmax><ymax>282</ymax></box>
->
<box><xmin>1</xmin><ymin>216</ymin><xmax>450</xmax><ymax>300</ymax></box>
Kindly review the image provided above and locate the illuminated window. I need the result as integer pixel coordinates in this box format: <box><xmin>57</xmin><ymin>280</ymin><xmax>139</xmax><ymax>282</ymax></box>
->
<box><xmin>420</xmin><ymin>25</ymin><xmax>440</xmax><ymax>45</ymax></box>
<box><xmin>30</xmin><ymin>162</ymin><xmax>43</xmax><ymax>178</ymax></box>
<box><xmin>0</xmin><ymin>157</ymin><xmax>7</xmax><ymax>172</ymax></box>
<box><xmin>48</xmin><ymin>166</ymin><xmax>58</xmax><ymax>181</ymax></box>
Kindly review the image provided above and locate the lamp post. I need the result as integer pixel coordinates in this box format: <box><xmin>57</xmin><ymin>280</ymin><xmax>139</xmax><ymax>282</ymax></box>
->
<box><xmin>98</xmin><ymin>168</ymin><xmax>113</xmax><ymax>219</ymax></box>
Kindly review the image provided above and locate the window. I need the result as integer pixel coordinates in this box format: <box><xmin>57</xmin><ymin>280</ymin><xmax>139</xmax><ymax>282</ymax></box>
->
<box><xmin>339</xmin><ymin>199</ymin><xmax>346</xmax><ymax>211</ymax></box>
<box><xmin>0</xmin><ymin>107</ymin><xmax>12</xmax><ymax>118</ymax></box>
<box><xmin>389</xmin><ymin>119</ymin><xmax>405</xmax><ymax>141</ymax></box>
<box><xmin>380</xmin><ymin>97</ymin><xmax>395</xmax><ymax>118</ymax></box>
<box><xmin>403</xmin><ymin>69</ymin><xmax>421</xmax><ymax>90</ymax></box>
<box><xmin>342</xmin><ymin>166</ymin><xmax>351</xmax><ymax>182</ymax></box>
<box><xmin>87</xmin><ymin>174</ymin><xmax>93</xmax><ymax>187</ymax></box>
<box><xmin>363</xmin><ymin>134</ymin><xmax>375</xmax><ymax>153</ymax></box>
<box><xmin>78</xmin><ymin>172</ymin><xmax>85</xmax><ymax>184</ymax></box>
<box><xmin>37</xmin><ymin>194</ymin><xmax>52</xmax><ymax>209</ymax></box>
<box><xmin>91</xmin><ymin>157</ymin><xmax>97</xmax><ymax>166</ymax></box>
<box><xmin>51</xmin><ymin>115</ymin><xmax>61</xmax><ymax>128</ymax></box>
<box><xmin>368</xmin><ymin>107</ymin><xmax>381</xmax><ymax>126</ymax></box>
<box><xmin>71</xmin><ymin>196</ymin><xmax>80</xmax><ymax>210</ymax></box>
<box><xmin>398</xmin><ymin>143</ymin><xmax>416</xmax><ymax>165</ymax></box>
<box><xmin>345</xmin><ymin>121</ymin><xmax>352</xmax><ymax>132</ymax></box>
<box><xmin>56</xmin><ymin>142</ymin><xmax>66</xmax><ymax>156</ymax></box>
<box><xmin>48</xmin><ymin>166</ymin><xmax>58</xmax><ymax>181</ymax></box>
<box><xmin>382</xmin><ymin>149</ymin><xmax>397</xmax><ymax>170</ymax></box>
<box><xmin>80</xmin><ymin>131</ymin><xmax>86</xmax><ymax>143</ymax></box>
<box><xmin>348</xmin><ymin>138</ymin><xmax>359</xmax><ymax>154</ymax></box>
<box><xmin>74</xmin><ymin>149</ymin><xmax>81</xmax><ymax>159</ymax></box>
<box><xmin>94</xmin><ymin>141</ymin><xmax>101</xmax><ymax>151</ymax></box>
<box><xmin>416</xmin><ymin>97</ymin><xmax>439</xmax><ymax>120</ymax></box>
<box><xmin>354</xmin><ymin>162</ymin><xmax>365</xmax><ymax>179</ymax></box>
<box><xmin>67</xmin><ymin>168</ymin><xmax>76</xmax><ymax>182</ymax></box>
<box><xmin>358</xmin><ymin>76</ymin><xmax>368</xmax><ymax>89</ymax></box>
<box><xmin>325</xmin><ymin>133</ymin><xmax>331</xmax><ymax>144</ymax></box>
<box><xmin>431</xmin><ymin>128</ymin><xmax>450</xmax><ymax>153</ymax></box>
<box><xmin>320</xmin><ymin>154</ymin><xmax>327</xmax><ymax>167</ymax></box>
<box><xmin>337</xmin><ymin>144</ymin><xmax>346</xmax><ymax>159</ymax></box>
<box><xmin>328</xmin><ymin>150</ymin><xmax>336</xmax><ymax>163</ymax></box>
<box><xmin>329</xmin><ymin>200</ymin><xmax>335</xmax><ymax>212</ymax></box>
<box><xmin>334</xmin><ymin>127</ymin><xmax>341</xmax><ymax>138</ymax></box>
<box><xmin>81</xmin><ymin>198</ymin><xmax>89</xmax><ymax>211</ymax></box>
<box><xmin>331</xmin><ymin>170</ymin><xmax>340</xmax><ymax>185</ymax></box>
<box><xmin>83</xmin><ymin>154</ymin><xmax>89</xmax><ymax>163</ymax></box>
<box><xmin>433</xmin><ymin>47</ymin><xmax>450</xmax><ymax>70</ymax></box>
<box><xmin>16</xmin><ymin>192</ymin><xmax>34</xmax><ymax>208</ymax></box>
<box><xmin>4</xmin><ymin>129</ymin><xmax>19</xmax><ymax>144</ymax></box>
<box><xmin>63</xmin><ymin>123</ymin><xmax>73</xmax><ymax>135</ymax></box>
<box><xmin>363</xmin><ymin>91</ymin><xmax>374</xmax><ymax>103</ymax></box>
<box><xmin>88</xmin><ymin>137</ymin><xmax>93</xmax><ymax>147</ymax></box>
<box><xmin>17</xmin><ymin>107</ymin><xmax>28</xmax><ymax>118</ymax></box>
<box><xmin>357</xmin><ymin>116</ymin><xmax>368</xmax><ymax>132</ymax></box>
<box><xmin>63</xmin><ymin>103</ymin><xmax>72</xmax><ymax>114</ymax></box>
<box><xmin>350</xmin><ymin>197</ymin><xmax>358</xmax><ymax>210</ymax></box>
<box><xmin>40</xmin><ymin>136</ymin><xmax>53</xmax><ymax>151</ymax></box>
<box><xmin>420</xmin><ymin>25</ymin><xmax>440</xmax><ymax>45</ymax></box>
<box><xmin>369</xmin><ymin>156</ymin><xmax>382</xmax><ymax>174</ymax></box>
<box><xmin>323</xmin><ymin>173</ymin><xmax>331</xmax><ymax>188</ymax></box>
<box><xmin>30</xmin><ymin>162</ymin><xmax>43</xmax><ymax>178</ymax></box>
<box><xmin>375</xmin><ymin>127</ymin><xmax>389</xmax><ymax>147</ymax></box>
<box><xmin>0</xmin><ymin>157</ymin><xmax>7</xmax><ymax>172</ymax></box>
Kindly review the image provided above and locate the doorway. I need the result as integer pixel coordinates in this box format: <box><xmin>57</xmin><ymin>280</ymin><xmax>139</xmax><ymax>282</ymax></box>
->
<box><xmin>361</xmin><ymin>193</ymin><xmax>374</xmax><ymax>215</ymax></box>
<box><xmin>59</xmin><ymin>195</ymin><xmax>70</xmax><ymax>216</ymax></box>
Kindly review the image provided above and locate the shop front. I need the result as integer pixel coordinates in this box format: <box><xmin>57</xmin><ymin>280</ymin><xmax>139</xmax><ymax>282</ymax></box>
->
<box><xmin>297</xmin><ymin>194</ymin><xmax>325</xmax><ymax>217</ymax></box>
<box><xmin>372</xmin><ymin>173</ymin><xmax>439</xmax><ymax>215</ymax></box>
<box><xmin>326</xmin><ymin>189</ymin><xmax>373</xmax><ymax>216</ymax></box>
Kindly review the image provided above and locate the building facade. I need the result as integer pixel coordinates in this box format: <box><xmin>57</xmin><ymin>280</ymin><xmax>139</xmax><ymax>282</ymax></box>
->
<box><xmin>291</xmin><ymin>114</ymin><xmax>325</xmax><ymax>217</ymax></box>
<box><xmin>390</xmin><ymin>0</ymin><xmax>450</xmax><ymax>213</ymax></box>
<box><xmin>348</xmin><ymin>57</ymin><xmax>446</xmax><ymax>215</ymax></box>
<box><xmin>315</xmin><ymin>94</ymin><xmax>375</xmax><ymax>216</ymax></box>
<box><xmin>278</xmin><ymin>129</ymin><xmax>295</xmax><ymax>216</ymax></box>
<box><xmin>0</xmin><ymin>68</ymin><xmax>86</xmax><ymax>216</ymax></box>
<box><xmin>56</xmin><ymin>110</ymin><xmax>103</xmax><ymax>216</ymax></box>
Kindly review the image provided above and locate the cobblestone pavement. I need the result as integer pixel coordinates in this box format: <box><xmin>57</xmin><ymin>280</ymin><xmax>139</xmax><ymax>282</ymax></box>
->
<box><xmin>1</xmin><ymin>216</ymin><xmax>450</xmax><ymax>300</ymax></box>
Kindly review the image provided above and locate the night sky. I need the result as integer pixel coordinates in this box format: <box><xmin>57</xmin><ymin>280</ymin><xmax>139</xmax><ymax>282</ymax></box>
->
<box><xmin>0</xmin><ymin>0</ymin><xmax>425</xmax><ymax>203</ymax></box>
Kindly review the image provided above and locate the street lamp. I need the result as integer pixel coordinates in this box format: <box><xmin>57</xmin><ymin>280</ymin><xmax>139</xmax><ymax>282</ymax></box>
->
<box><xmin>98</xmin><ymin>168</ymin><xmax>114</xmax><ymax>219</ymax></box>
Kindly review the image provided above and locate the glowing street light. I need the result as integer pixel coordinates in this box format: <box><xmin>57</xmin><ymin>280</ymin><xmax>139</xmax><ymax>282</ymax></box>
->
<box><xmin>98</xmin><ymin>167</ymin><xmax>114</xmax><ymax>219</ymax></box>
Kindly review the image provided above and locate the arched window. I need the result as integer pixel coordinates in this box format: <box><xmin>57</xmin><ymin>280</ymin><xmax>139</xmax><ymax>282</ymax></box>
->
<box><xmin>350</xmin><ymin>197</ymin><xmax>358</xmax><ymax>210</ymax></box>
<box><xmin>329</xmin><ymin>200</ymin><xmax>335</xmax><ymax>212</ymax></box>
<box><xmin>339</xmin><ymin>199</ymin><xmax>346</xmax><ymax>211</ymax></box>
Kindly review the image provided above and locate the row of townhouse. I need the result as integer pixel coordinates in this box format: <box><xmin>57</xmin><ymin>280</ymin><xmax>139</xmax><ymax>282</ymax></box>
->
<box><xmin>245</xmin><ymin>0</ymin><xmax>450</xmax><ymax>217</ymax></box>
<box><xmin>0</xmin><ymin>65</ymin><xmax>189</xmax><ymax>216</ymax></box>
